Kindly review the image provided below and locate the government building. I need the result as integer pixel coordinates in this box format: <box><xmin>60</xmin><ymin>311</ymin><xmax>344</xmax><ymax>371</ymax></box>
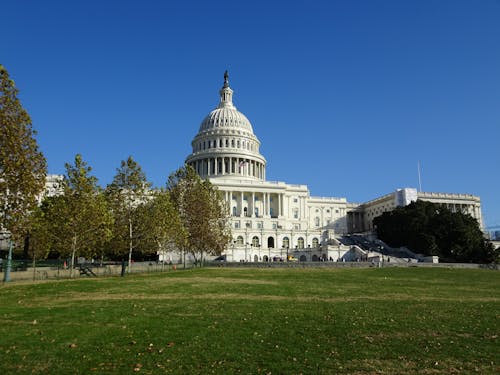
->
<box><xmin>185</xmin><ymin>72</ymin><xmax>484</xmax><ymax>263</ymax></box>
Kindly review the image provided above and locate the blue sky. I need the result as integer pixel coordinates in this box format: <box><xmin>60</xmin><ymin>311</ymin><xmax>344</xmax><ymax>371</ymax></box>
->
<box><xmin>2</xmin><ymin>0</ymin><xmax>499</xmax><ymax>227</ymax></box>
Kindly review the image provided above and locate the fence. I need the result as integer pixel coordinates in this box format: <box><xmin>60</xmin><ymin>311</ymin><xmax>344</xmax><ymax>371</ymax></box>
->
<box><xmin>0</xmin><ymin>261</ymin><xmax>192</xmax><ymax>282</ymax></box>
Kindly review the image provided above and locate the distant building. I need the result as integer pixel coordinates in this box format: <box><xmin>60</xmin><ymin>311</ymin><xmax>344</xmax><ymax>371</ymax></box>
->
<box><xmin>1</xmin><ymin>174</ymin><xmax>64</xmax><ymax>251</ymax></box>
<box><xmin>185</xmin><ymin>72</ymin><xmax>484</xmax><ymax>262</ymax></box>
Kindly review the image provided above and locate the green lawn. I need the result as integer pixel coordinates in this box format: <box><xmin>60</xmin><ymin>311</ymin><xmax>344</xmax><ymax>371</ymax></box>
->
<box><xmin>0</xmin><ymin>267</ymin><xmax>499</xmax><ymax>374</ymax></box>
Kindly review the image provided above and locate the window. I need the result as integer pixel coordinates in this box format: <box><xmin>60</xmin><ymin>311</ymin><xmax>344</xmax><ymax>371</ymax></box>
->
<box><xmin>297</xmin><ymin>237</ymin><xmax>305</xmax><ymax>249</ymax></box>
<box><xmin>294</xmin><ymin>224</ymin><xmax>300</xmax><ymax>230</ymax></box>
<box><xmin>314</xmin><ymin>217</ymin><xmax>320</xmax><ymax>227</ymax></box>
<box><xmin>293</xmin><ymin>198</ymin><xmax>298</xmax><ymax>203</ymax></box>
<box><xmin>312</xmin><ymin>238</ymin><xmax>319</xmax><ymax>248</ymax></box>
<box><xmin>252</xmin><ymin>236</ymin><xmax>260</xmax><ymax>247</ymax></box>
<box><xmin>236</xmin><ymin>236</ymin><xmax>244</xmax><ymax>245</ymax></box>
<box><xmin>272</xmin><ymin>222</ymin><xmax>277</xmax><ymax>229</ymax></box>
<box><xmin>257</xmin><ymin>222</ymin><xmax>263</xmax><ymax>229</ymax></box>
<box><xmin>234</xmin><ymin>221</ymin><xmax>240</xmax><ymax>229</ymax></box>
<box><xmin>282</xmin><ymin>237</ymin><xmax>289</xmax><ymax>248</ymax></box>
<box><xmin>232</xmin><ymin>207</ymin><xmax>237</xmax><ymax>216</ymax></box>
<box><xmin>245</xmin><ymin>221</ymin><xmax>251</xmax><ymax>228</ymax></box>
<box><xmin>255</xmin><ymin>207</ymin><xmax>259</xmax><ymax>217</ymax></box>
<box><xmin>293</xmin><ymin>209</ymin><xmax>299</xmax><ymax>219</ymax></box>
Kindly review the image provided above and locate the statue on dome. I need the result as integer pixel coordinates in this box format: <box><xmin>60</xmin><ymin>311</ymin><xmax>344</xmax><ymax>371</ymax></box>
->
<box><xmin>223</xmin><ymin>70</ymin><xmax>229</xmax><ymax>87</ymax></box>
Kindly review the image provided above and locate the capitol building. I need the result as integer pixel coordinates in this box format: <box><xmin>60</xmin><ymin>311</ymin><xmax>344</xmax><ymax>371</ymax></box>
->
<box><xmin>184</xmin><ymin>72</ymin><xmax>484</xmax><ymax>263</ymax></box>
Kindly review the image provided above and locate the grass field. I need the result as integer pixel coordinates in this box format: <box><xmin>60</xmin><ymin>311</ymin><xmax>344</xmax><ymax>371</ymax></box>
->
<box><xmin>0</xmin><ymin>267</ymin><xmax>499</xmax><ymax>374</ymax></box>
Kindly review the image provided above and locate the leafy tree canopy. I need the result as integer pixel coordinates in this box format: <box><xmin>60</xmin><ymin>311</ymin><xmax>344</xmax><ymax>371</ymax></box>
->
<box><xmin>168</xmin><ymin>165</ymin><xmax>231</xmax><ymax>264</ymax></box>
<box><xmin>373</xmin><ymin>200</ymin><xmax>498</xmax><ymax>263</ymax></box>
<box><xmin>42</xmin><ymin>155</ymin><xmax>112</xmax><ymax>271</ymax></box>
<box><xmin>0</xmin><ymin>65</ymin><xmax>46</xmax><ymax>242</ymax></box>
<box><xmin>136</xmin><ymin>188</ymin><xmax>185</xmax><ymax>257</ymax></box>
<box><xmin>105</xmin><ymin>156</ymin><xmax>152</xmax><ymax>262</ymax></box>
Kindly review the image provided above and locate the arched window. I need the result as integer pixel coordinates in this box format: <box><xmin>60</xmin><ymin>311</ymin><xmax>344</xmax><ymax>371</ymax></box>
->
<box><xmin>267</xmin><ymin>237</ymin><xmax>275</xmax><ymax>248</ymax></box>
<box><xmin>252</xmin><ymin>236</ymin><xmax>260</xmax><ymax>247</ymax></box>
<box><xmin>236</xmin><ymin>236</ymin><xmax>244</xmax><ymax>245</ymax></box>
<box><xmin>232</xmin><ymin>207</ymin><xmax>237</xmax><ymax>216</ymax></box>
<box><xmin>282</xmin><ymin>237</ymin><xmax>289</xmax><ymax>249</ymax></box>
<box><xmin>231</xmin><ymin>139</ymin><xmax>235</xmax><ymax>147</ymax></box>
<box><xmin>298</xmin><ymin>237</ymin><xmax>305</xmax><ymax>249</ymax></box>
<box><xmin>312</xmin><ymin>238</ymin><xmax>319</xmax><ymax>248</ymax></box>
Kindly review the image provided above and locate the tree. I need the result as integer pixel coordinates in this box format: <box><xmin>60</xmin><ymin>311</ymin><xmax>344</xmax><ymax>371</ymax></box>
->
<box><xmin>26</xmin><ymin>202</ymin><xmax>54</xmax><ymax>279</ymax></box>
<box><xmin>0</xmin><ymin>64</ymin><xmax>47</xmax><ymax>246</ymax></box>
<box><xmin>105</xmin><ymin>156</ymin><xmax>151</xmax><ymax>268</ymax></box>
<box><xmin>44</xmin><ymin>155</ymin><xmax>112</xmax><ymax>276</ymax></box>
<box><xmin>136</xmin><ymin>188</ymin><xmax>186</xmax><ymax>263</ymax></box>
<box><xmin>374</xmin><ymin>200</ymin><xmax>498</xmax><ymax>263</ymax></box>
<box><xmin>168</xmin><ymin>165</ymin><xmax>231</xmax><ymax>265</ymax></box>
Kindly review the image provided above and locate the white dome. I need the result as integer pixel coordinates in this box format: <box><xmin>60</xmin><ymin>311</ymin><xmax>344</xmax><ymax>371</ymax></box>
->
<box><xmin>185</xmin><ymin>71</ymin><xmax>267</xmax><ymax>181</ymax></box>
<box><xmin>199</xmin><ymin>106</ymin><xmax>253</xmax><ymax>133</ymax></box>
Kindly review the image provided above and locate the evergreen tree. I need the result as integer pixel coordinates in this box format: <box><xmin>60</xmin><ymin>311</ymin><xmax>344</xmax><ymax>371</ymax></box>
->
<box><xmin>0</xmin><ymin>65</ymin><xmax>47</xmax><ymax>246</ymax></box>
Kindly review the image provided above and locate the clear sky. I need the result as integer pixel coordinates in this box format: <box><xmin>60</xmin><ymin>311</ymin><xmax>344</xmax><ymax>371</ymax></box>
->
<box><xmin>2</xmin><ymin>0</ymin><xmax>499</xmax><ymax>227</ymax></box>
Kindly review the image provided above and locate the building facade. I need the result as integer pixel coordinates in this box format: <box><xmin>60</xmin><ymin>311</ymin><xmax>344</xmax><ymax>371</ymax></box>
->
<box><xmin>186</xmin><ymin>73</ymin><xmax>484</xmax><ymax>262</ymax></box>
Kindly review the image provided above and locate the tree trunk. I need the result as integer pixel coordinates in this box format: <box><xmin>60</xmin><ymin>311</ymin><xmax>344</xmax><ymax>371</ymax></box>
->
<box><xmin>128</xmin><ymin>217</ymin><xmax>133</xmax><ymax>273</ymax></box>
<box><xmin>69</xmin><ymin>235</ymin><xmax>77</xmax><ymax>278</ymax></box>
<box><xmin>32</xmin><ymin>253</ymin><xmax>36</xmax><ymax>281</ymax></box>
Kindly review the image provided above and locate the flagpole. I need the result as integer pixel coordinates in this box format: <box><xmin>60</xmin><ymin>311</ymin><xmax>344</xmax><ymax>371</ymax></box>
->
<box><xmin>417</xmin><ymin>161</ymin><xmax>422</xmax><ymax>192</ymax></box>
